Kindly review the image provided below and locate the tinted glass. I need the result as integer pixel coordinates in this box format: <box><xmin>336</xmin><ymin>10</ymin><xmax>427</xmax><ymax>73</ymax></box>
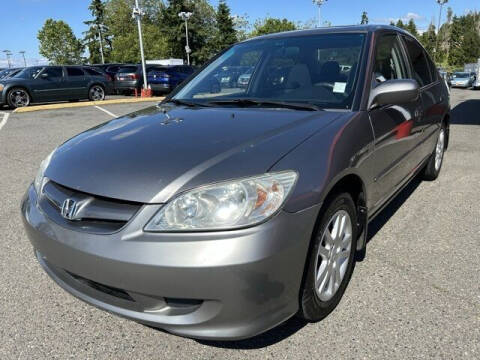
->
<box><xmin>373</xmin><ymin>34</ymin><xmax>407</xmax><ymax>83</ymax></box>
<box><xmin>67</xmin><ymin>67</ymin><xmax>84</xmax><ymax>77</ymax></box>
<box><xmin>403</xmin><ymin>37</ymin><xmax>432</xmax><ymax>87</ymax></box>
<box><xmin>84</xmin><ymin>68</ymin><xmax>103</xmax><ymax>76</ymax></box>
<box><xmin>174</xmin><ymin>33</ymin><xmax>366</xmax><ymax>109</ymax></box>
<box><xmin>14</xmin><ymin>66</ymin><xmax>43</xmax><ymax>79</ymax></box>
<box><xmin>42</xmin><ymin>67</ymin><xmax>63</xmax><ymax>79</ymax></box>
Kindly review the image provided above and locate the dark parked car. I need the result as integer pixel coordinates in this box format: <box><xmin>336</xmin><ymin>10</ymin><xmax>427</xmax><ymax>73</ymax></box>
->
<box><xmin>22</xmin><ymin>25</ymin><xmax>449</xmax><ymax>340</ymax></box>
<box><xmin>113</xmin><ymin>64</ymin><xmax>143</xmax><ymax>94</ymax></box>
<box><xmin>0</xmin><ymin>65</ymin><xmax>112</xmax><ymax>108</ymax></box>
<box><xmin>147</xmin><ymin>65</ymin><xmax>195</xmax><ymax>94</ymax></box>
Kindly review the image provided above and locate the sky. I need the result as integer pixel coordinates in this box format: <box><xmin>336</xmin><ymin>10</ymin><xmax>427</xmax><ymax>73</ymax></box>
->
<box><xmin>0</xmin><ymin>0</ymin><xmax>477</xmax><ymax>67</ymax></box>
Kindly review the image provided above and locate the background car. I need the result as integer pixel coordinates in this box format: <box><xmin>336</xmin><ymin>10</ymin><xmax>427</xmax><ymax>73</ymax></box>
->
<box><xmin>236</xmin><ymin>67</ymin><xmax>254</xmax><ymax>88</ymax></box>
<box><xmin>147</xmin><ymin>65</ymin><xmax>194</xmax><ymax>94</ymax></box>
<box><xmin>450</xmin><ymin>71</ymin><xmax>475</xmax><ymax>88</ymax></box>
<box><xmin>0</xmin><ymin>65</ymin><xmax>112</xmax><ymax>108</ymax></box>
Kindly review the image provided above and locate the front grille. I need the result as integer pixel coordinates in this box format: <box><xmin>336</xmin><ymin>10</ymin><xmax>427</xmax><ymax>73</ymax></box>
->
<box><xmin>39</xmin><ymin>180</ymin><xmax>142</xmax><ymax>234</ymax></box>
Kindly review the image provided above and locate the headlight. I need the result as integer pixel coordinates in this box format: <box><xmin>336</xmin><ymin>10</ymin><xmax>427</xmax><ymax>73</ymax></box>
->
<box><xmin>145</xmin><ymin>171</ymin><xmax>298</xmax><ymax>232</ymax></box>
<box><xmin>33</xmin><ymin>149</ymin><xmax>56</xmax><ymax>194</ymax></box>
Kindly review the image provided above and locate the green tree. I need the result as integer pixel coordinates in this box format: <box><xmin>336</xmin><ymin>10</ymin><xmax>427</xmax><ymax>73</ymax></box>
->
<box><xmin>420</xmin><ymin>23</ymin><xmax>437</xmax><ymax>58</ymax></box>
<box><xmin>395</xmin><ymin>19</ymin><xmax>406</xmax><ymax>30</ymax></box>
<box><xmin>104</xmin><ymin>0</ymin><xmax>167</xmax><ymax>63</ymax></box>
<box><xmin>251</xmin><ymin>17</ymin><xmax>296</xmax><ymax>37</ymax></box>
<box><xmin>448</xmin><ymin>12</ymin><xmax>480</xmax><ymax>67</ymax></box>
<box><xmin>160</xmin><ymin>0</ymin><xmax>216</xmax><ymax>65</ymax></box>
<box><xmin>214</xmin><ymin>0</ymin><xmax>236</xmax><ymax>52</ymax></box>
<box><xmin>83</xmin><ymin>0</ymin><xmax>112</xmax><ymax>64</ymax></box>
<box><xmin>406</xmin><ymin>18</ymin><xmax>419</xmax><ymax>37</ymax></box>
<box><xmin>38</xmin><ymin>19</ymin><xmax>84</xmax><ymax>64</ymax></box>
<box><xmin>361</xmin><ymin>11</ymin><xmax>369</xmax><ymax>25</ymax></box>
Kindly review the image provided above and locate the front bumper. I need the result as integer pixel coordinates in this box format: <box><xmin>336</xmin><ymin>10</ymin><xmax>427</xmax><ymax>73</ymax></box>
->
<box><xmin>21</xmin><ymin>185</ymin><xmax>319</xmax><ymax>340</ymax></box>
<box><xmin>451</xmin><ymin>82</ymin><xmax>470</xmax><ymax>88</ymax></box>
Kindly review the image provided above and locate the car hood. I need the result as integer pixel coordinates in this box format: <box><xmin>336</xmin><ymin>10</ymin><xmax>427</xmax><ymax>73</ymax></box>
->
<box><xmin>45</xmin><ymin>105</ymin><xmax>344</xmax><ymax>203</ymax></box>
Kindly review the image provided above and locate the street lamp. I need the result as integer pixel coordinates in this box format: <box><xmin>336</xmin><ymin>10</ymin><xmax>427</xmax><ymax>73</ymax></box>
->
<box><xmin>133</xmin><ymin>0</ymin><xmax>148</xmax><ymax>91</ymax></box>
<box><xmin>3</xmin><ymin>50</ymin><xmax>12</xmax><ymax>68</ymax></box>
<box><xmin>19</xmin><ymin>51</ymin><xmax>27</xmax><ymax>67</ymax></box>
<box><xmin>312</xmin><ymin>0</ymin><xmax>328</xmax><ymax>28</ymax></box>
<box><xmin>435</xmin><ymin>0</ymin><xmax>448</xmax><ymax>63</ymax></box>
<box><xmin>178</xmin><ymin>11</ymin><xmax>193</xmax><ymax>65</ymax></box>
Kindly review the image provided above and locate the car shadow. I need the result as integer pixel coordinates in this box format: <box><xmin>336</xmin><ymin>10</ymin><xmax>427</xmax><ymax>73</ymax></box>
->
<box><xmin>366</xmin><ymin>175</ymin><xmax>422</xmax><ymax>243</ymax></box>
<box><xmin>450</xmin><ymin>99</ymin><xmax>480</xmax><ymax>125</ymax></box>
<box><xmin>195</xmin><ymin>316</ymin><xmax>307</xmax><ymax>349</ymax></box>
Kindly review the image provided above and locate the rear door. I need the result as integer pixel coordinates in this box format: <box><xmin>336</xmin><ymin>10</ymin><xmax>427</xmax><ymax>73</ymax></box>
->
<box><xmin>367</xmin><ymin>33</ymin><xmax>424</xmax><ymax>210</ymax></box>
<box><xmin>30</xmin><ymin>67</ymin><xmax>65</xmax><ymax>101</ymax></box>
<box><xmin>65</xmin><ymin>67</ymin><xmax>89</xmax><ymax>99</ymax></box>
<box><xmin>401</xmin><ymin>36</ymin><xmax>443</xmax><ymax>166</ymax></box>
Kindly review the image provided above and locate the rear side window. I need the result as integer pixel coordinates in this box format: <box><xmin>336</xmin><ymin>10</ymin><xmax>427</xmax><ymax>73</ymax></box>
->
<box><xmin>67</xmin><ymin>67</ymin><xmax>84</xmax><ymax>77</ymax></box>
<box><xmin>84</xmin><ymin>68</ymin><xmax>103</xmax><ymax>76</ymax></box>
<box><xmin>373</xmin><ymin>34</ymin><xmax>408</xmax><ymax>84</ymax></box>
<box><xmin>403</xmin><ymin>37</ymin><xmax>432</xmax><ymax>87</ymax></box>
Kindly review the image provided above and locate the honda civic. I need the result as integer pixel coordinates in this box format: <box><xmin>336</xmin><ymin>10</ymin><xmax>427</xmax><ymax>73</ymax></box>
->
<box><xmin>21</xmin><ymin>25</ymin><xmax>450</xmax><ymax>340</ymax></box>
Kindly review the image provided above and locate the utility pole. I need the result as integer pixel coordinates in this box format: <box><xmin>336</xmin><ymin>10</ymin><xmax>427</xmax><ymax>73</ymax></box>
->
<box><xmin>435</xmin><ymin>0</ymin><xmax>448</xmax><ymax>63</ymax></box>
<box><xmin>178</xmin><ymin>12</ymin><xmax>193</xmax><ymax>65</ymax></box>
<box><xmin>312</xmin><ymin>0</ymin><xmax>328</xmax><ymax>28</ymax></box>
<box><xmin>97</xmin><ymin>24</ymin><xmax>105</xmax><ymax>64</ymax></box>
<box><xmin>19</xmin><ymin>51</ymin><xmax>27</xmax><ymax>67</ymax></box>
<box><xmin>3</xmin><ymin>50</ymin><xmax>12</xmax><ymax>68</ymax></box>
<box><xmin>133</xmin><ymin>0</ymin><xmax>148</xmax><ymax>90</ymax></box>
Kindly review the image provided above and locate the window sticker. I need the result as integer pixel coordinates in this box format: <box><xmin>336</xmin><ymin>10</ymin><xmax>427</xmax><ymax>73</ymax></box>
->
<box><xmin>333</xmin><ymin>82</ymin><xmax>347</xmax><ymax>93</ymax></box>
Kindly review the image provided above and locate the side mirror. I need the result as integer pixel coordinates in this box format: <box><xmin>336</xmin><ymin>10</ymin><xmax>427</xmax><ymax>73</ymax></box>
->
<box><xmin>368</xmin><ymin>79</ymin><xmax>419</xmax><ymax>109</ymax></box>
<box><xmin>40</xmin><ymin>73</ymin><xmax>48</xmax><ymax>79</ymax></box>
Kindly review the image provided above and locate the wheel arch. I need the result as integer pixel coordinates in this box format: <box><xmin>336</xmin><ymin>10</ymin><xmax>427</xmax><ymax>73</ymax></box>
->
<box><xmin>316</xmin><ymin>171</ymin><xmax>369</xmax><ymax>257</ymax></box>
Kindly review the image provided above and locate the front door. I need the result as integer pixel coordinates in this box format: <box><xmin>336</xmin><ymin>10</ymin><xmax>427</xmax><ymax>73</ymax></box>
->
<box><xmin>367</xmin><ymin>33</ymin><xmax>423</xmax><ymax>211</ymax></box>
<box><xmin>31</xmin><ymin>67</ymin><xmax>64</xmax><ymax>101</ymax></box>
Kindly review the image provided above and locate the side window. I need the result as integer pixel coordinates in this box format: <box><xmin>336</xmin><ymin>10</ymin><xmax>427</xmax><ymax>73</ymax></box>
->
<box><xmin>403</xmin><ymin>37</ymin><xmax>432</xmax><ymax>87</ymax></box>
<box><xmin>84</xmin><ymin>68</ymin><xmax>103</xmax><ymax>76</ymax></box>
<box><xmin>67</xmin><ymin>67</ymin><xmax>85</xmax><ymax>77</ymax></box>
<box><xmin>425</xmin><ymin>54</ymin><xmax>438</xmax><ymax>82</ymax></box>
<box><xmin>42</xmin><ymin>67</ymin><xmax>63</xmax><ymax>79</ymax></box>
<box><xmin>373</xmin><ymin>34</ymin><xmax>407</xmax><ymax>84</ymax></box>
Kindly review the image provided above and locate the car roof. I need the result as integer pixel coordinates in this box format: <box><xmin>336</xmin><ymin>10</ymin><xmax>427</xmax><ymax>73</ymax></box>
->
<box><xmin>243</xmin><ymin>24</ymin><xmax>412</xmax><ymax>42</ymax></box>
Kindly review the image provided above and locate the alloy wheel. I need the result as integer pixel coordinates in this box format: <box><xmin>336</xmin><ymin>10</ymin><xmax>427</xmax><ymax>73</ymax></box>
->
<box><xmin>314</xmin><ymin>210</ymin><xmax>352</xmax><ymax>302</ymax></box>
<box><xmin>9</xmin><ymin>89</ymin><xmax>29</xmax><ymax>107</ymax></box>
<box><xmin>90</xmin><ymin>86</ymin><xmax>105</xmax><ymax>101</ymax></box>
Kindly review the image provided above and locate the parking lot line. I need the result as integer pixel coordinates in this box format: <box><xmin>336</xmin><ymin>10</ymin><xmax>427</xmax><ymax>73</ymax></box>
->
<box><xmin>94</xmin><ymin>106</ymin><xmax>118</xmax><ymax>118</ymax></box>
<box><xmin>13</xmin><ymin>96</ymin><xmax>164</xmax><ymax>113</ymax></box>
<box><xmin>0</xmin><ymin>112</ymin><xmax>10</xmax><ymax>132</ymax></box>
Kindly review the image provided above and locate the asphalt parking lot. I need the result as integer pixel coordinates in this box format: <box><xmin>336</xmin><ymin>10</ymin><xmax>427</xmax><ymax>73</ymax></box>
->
<box><xmin>0</xmin><ymin>89</ymin><xmax>479</xmax><ymax>359</ymax></box>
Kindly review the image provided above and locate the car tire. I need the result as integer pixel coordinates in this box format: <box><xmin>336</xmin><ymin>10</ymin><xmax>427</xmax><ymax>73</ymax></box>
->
<box><xmin>422</xmin><ymin>124</ymin><xmax>446</xmax><ymax>181</ymax></box>
<box><xmin>298</xmin><ymin>192</ymin><xmax>358</xmax><ymax>322</ymax></box>
<box><xmin>88</xmin><ymin>85</ymin><xmax>105</xmax><ymax>101</ymax></box>
<box><xmin>7</xmin><ymin>87</ymin><xmax>30</xmax><ymax>109</ymax></box>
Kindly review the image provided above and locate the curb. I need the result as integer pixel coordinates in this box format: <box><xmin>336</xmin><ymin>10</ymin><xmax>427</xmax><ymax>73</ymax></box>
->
<box><xmin>14</xmin><ymin>97</ymin><xmax>165</xmax><ymax>113</ymax></box>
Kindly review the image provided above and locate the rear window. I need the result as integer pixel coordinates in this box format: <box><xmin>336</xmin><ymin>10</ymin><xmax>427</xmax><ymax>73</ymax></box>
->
<box><xmin>117</xmin><ymin>66</ymin><xmax>138</xmax><ymax>73</ymax></box>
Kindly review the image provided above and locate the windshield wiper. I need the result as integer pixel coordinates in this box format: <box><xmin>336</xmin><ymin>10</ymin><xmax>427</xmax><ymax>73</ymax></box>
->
<box><xmin>165</xmin><ymin>98</ymin><xmax>211</xmax><ymax>108</ymax></box>
<box><xmin>207</xmin><ymin>99</ymin><xmax>323</xmax><ymax>111</ymax></box>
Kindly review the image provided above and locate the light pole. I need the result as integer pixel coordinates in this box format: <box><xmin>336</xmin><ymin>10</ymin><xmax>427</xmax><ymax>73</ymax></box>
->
<box><xmin>435</xmin><ymin>0</ymin><xmax>448</xmax><ymax>63</ymax></box>
<box><xmin>19</xmin><ymin>51</ymin><xmax>27</xmax><ymax>67</ymax></box>
<box><xmin>133</xmin><ymin>0</ymin><xmax>148</xmax><ymax>91</ymax></box>
<box><xmin>97</xmin><ymin>23</ymin><xmax>105</xmax><ymax>64</ymax></box>
<box><xmin>3</xmin><ymin>50</ymin><xmax>12</xmax><ymax>68</ymax></box>
<box><xmin>178</xmin><ymin>12</ymin><xmax>193</xmax><ymax>65</ymax></box>
<box><xmin>312</xmin><ymin>0</ymin><xmax>328</xmax><ymax>28</ymax></box>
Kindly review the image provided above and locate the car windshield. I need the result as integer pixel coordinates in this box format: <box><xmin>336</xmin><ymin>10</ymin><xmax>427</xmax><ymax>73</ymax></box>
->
<box><xmin>13</xmin><ymin>66</ymin><xmax>44</xmax><ymax>79</ymax></box>
<box><xmin>173</xmin><ymin>33</ymin><xmax>366</xmax><ymax>110</ymax></box>
<box><xmin>453</xmin><ymin>72</ymin><xmax>469</xmax><ymax>78</ymax></box>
